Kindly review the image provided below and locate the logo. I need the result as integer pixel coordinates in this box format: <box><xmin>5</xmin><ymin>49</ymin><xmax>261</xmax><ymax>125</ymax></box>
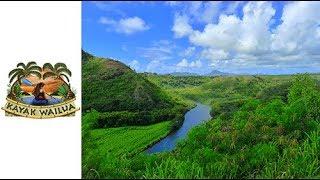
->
<box><xmin>2</xmin><ymin>62</ymin><xmax>79</xmax><ymax>118</ymax></box>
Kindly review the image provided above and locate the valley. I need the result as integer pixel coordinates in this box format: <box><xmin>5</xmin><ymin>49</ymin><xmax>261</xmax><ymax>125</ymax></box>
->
<box><xmin>82</xmin><ymin>51</ymin><xmax>320</xmax><ymax>179</ymax></box>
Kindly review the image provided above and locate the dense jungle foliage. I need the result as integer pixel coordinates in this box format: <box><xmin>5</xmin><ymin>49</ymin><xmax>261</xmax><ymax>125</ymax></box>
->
<box><xmin>82</xmin><ymin>51</ymin><xmax>190</xmax><ymax>128</ymax></box>
<box><xmin>82</xmin><ymin>52</ymin><xmax>320</xmax><ymax>179</ymax></box>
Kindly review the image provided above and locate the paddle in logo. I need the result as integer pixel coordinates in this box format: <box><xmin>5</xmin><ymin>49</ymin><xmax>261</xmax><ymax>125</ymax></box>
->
<box><xmin>2</xmin><ymin>62</ymin><xmax>80</xmax><ymax>119</ymax></box>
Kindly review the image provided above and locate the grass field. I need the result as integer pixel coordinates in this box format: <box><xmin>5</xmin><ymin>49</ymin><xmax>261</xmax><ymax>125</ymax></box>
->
<box><xmin>82</xmin><ymin>121</ymin><xmax>173</xmax><ymax>178</ymax></box>
<box><xmin>87</xmin><ymin>121</ymin><xmax>172</xmax><ymax>156</ymax></box>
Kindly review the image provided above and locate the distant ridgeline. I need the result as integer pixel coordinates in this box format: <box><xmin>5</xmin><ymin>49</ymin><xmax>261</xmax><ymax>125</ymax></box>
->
<box><xmin>82</xmin><ymin>50</ymin><xmax>188</xmax><ymax>128</ymax></box>
<box><xmin>152</xmin><ymin>70</ymin><xmax>235</xmax><ymax>77</ymax></box>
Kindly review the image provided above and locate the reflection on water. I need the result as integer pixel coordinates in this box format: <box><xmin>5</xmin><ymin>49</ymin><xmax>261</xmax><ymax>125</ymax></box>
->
<box><xmin>146</xmin><ymin>103</ymin><xmax>212</xmax><ymax>154</ymax></box>
<box><xmin>21</xmin><ymin>96</ymin><xmax>63</xmax><ymax>106</ymax></box>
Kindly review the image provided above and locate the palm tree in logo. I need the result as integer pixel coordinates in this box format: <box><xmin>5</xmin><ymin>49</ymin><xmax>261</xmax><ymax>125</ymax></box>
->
<box><xmin>8</xmin><ymin>62</ymin><xmax>42</xmax><ymax>98</ymax></box>
<box><xmin>42</xmin><ymin>63</ymin><xmax>74</xmax><ymax>99</ymax></box>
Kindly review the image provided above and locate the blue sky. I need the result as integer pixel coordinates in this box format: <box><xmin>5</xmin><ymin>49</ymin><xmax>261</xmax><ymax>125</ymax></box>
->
<box><xmin>82</xmin><ymin>1</ymin><xmax>320</xmax><ymax>75</ymax></box>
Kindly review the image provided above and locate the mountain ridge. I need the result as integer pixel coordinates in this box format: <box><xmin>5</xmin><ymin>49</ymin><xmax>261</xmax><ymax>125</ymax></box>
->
<box><xmin>82</xmin><ymin>50</ymin><xmax>176</xmax><ymax>113</ymax></box>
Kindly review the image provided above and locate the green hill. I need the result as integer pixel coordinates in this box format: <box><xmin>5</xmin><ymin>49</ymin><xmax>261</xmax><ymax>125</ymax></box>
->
<box><xmin>82</xmin><ymin>50</ymin><xmax>188</xmax><ymax>127</ymax></box>
<box><xmin>82</xmin><ymin>50</ymin><xmax>94</xmax><ymax>63</ymax></box>
<box><xmin>82</xmin><ymin>50</ymin><xmax>175</xmax><ymax>112</ymax></box>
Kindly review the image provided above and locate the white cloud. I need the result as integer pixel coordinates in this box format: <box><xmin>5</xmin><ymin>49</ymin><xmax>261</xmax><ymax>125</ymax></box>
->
<box><xmin>182</xmin><ymin>46</ymin><xmax>196</xmax><ymax>57</ymax></box>
<box><xmin>170</xmin><ymin>1</ymin><xmax>222</xmax><ymax>24</ymax></box>
<box><xmin>172</xmin><ymin>13</ymin><xmax>193</xmax><ymax>38</ymax></box>
<box><xmin>146</xmin><ymin>60</ymin><xmax>160</xmax><ymax>72</ymax></box>
<box><xmin>189</xmin><ymin>14</ymin><xmax>242</xmax><ymax>49</ymax></box>
<box><xmin>170</xmin><ymin>1</ymin><xmax>320</xmax><ymax>73</ymax></box>
<box><xmin>128</xmin><ymin>60</ymin><xmax>140</xmax><ymax>71</ymax></box>
<box><xmin>198</xmin><ymin>2</ymin><xmax>222</xmax><ymax>24</ymax></box>
<box><xmin>98</xmin><ymin>1</ymin><xmax>320</xmax><ymax>74</ymax></box>
<box><xmin>223</xmin><ymin>1</ymin><xmax>243</xmax><ymax>15</ymax></box>
<box><xmin>116</xmin><ymin>17</ymin><xmax>150</xmax><ymax>34</ymax></box>
<box><xmin>189</xmin><ymin>2</ymin><xmax>275</xmax><ymax>54</ymax></box>
<box><xmin>140</xmin><ymin>40</ymin><xmax>179</xmax><ymax>74</ymax></box>
<box><xmin>190</xmin><ymin>60</ymin><xmax>202</xmax><ymax>68</ymax></box>
<box><xmin>201</xmin><ymin>49</ymin><xmax>229</xmax><ymax>61</ymax></box>
<box><xmin>146</xmin><ymin>60</ymin><xmax>176</xmax><ymax>74</ymax></box>
<box><xmin>93</xmin><ymin>2</ymin><xmax>126</xmax><ymax>17</ymax></box>
<box><xmin>271</xmin><ymin>1</ymin><xmax>320</xmax><ymax>55</ymax></box>
<box><xmin>176</xmin><ymin>58</ymin><xmax>189</xmax><ymax>67</ymax></box>
<box><xmin>165</xmin><ymin>1</ymin><xmax>182</xmax><ymax>6</ymax></box>
<box><xmin>137</xmin><ymin>40</ymin><xmax>176</xmax><ymax>61</ymax></box>
<box><xmin>176</xmin><ymin>58</ymin><xmax>202</xmax><ymax>68</ymax></box>
<box><xmin>98</xmin><ymin>17</ymin><xmax>116</xmax><ymax>25</ymax></box>
<box><xmin>99</xmin><ymin>16</ymin><xmax>150</xmax><ymax>35</ymax></box>
<box><xmin>145</xmin><ymin>59</ymin><xmax>205</xmax><ymax>74</ymax></box>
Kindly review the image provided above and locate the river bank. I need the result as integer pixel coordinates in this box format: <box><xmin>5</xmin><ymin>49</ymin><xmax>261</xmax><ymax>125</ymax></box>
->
<box><xmin>146</xmin><ymin>103</ymin><xmax>212</xmax><ymax>154</ymax></box>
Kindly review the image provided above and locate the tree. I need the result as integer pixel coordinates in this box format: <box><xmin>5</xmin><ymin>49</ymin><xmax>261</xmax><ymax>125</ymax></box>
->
<box><xmin>42</xmin><ymin>63</ymin><xmax>71</xmax><ymax>82</ymax></box>
<box><xmin>9</xmin><ymin>61</ymin><xmax>42</xmax><ymax>85</ymax></box>
<box><xmin>8</xmin><ymin>61</ymin><xmax>41</xmax><ymax>98</ymax></box>
<box><xmin>42</xmin><ymin>62</ymin><xmax>74</xmax><ymax>98</ymax></box>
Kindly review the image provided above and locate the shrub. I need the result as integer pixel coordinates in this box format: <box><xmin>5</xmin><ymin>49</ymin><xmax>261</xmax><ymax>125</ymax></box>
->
<box><xmin>211</xmin><ymin>98</ymin><xmax>247</xmax><ymax>118</ymax></box>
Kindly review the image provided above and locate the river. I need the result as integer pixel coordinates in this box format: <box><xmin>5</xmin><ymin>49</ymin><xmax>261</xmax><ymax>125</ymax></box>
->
<box><xmin>145</xmin><ymin>103</ymin><xmax>212</xmax><ymax>154</ymax></box>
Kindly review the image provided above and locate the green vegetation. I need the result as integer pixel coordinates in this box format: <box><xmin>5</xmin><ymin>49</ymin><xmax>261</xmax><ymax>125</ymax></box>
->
<box><xmin>83</xmin><ymin>112</ymin><xmax>173</xmax><ymax>178</ymax></box>
<box><xmin>82</xmin><ymin>51</ymin><xmax>178</xmax><ymax>113</ymax></box>
<box><xmin>82</xmin><ymin>52</ymin><xmax>192</xmax><ymax>178</ymax></box>
<box><xmin>12</xmin><ymin>83</ymin><xmax>23</xmax><ymax>98</ymax></box>
<box><xmin>144</xmin><ymin>74</ymin><xmax>212</xmax><ymax>104</ymax></box>
<box><xmin>87</xmin><ymin>121</ymin><xmax>171</xmax><ymax>156</ymax></box>
<box><xmin>53</xmin><ymin>83</ymin><xmax>69</xmax><ymax>98</ymax></box>
<box><xmin>140</xmin><ymin>74</ymin><xmax>320</xmax><ymax>179</ymax></box>
<box><xmin>82</xmin><ymin>51</ymin><xmax>190</xmax><ymax>128</ymax></box>
<box><xmin>82</xmin><ymin>51</ymin><xmax>320</xmax><ymax>179</ymax></box>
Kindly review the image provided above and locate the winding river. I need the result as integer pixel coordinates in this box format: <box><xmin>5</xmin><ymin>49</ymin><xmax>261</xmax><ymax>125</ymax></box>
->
<box><xmin>146</xmin><ymin>103</ymin><xmax>212</xmax><ymax>154</ymax></box>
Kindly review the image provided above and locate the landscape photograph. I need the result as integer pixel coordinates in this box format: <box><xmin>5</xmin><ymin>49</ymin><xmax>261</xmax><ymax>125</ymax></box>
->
<box><xmin>82</xmin><ymin>1</ymin><xmax>320</xmax><ymax>179</ymax></box>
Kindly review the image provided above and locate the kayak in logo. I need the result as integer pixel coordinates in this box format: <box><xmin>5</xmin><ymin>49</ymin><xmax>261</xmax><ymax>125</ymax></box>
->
<box><xmin>2</xmin><ymin>62</ymin><xmax>79</xmax><ymax>118</ymax></box>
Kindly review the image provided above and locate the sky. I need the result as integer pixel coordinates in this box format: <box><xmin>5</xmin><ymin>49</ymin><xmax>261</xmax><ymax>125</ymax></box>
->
<box><xmin>82</xmin><ymin>1</ymin><xmax>320</xmax><ymax>75</ymax></box>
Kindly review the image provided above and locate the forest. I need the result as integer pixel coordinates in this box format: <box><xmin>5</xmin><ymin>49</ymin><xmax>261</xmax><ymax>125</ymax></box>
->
<box><xmin>82</xmin><ymin>51</ymin><xmax>320</xmax><ymax>179</ymax></box>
